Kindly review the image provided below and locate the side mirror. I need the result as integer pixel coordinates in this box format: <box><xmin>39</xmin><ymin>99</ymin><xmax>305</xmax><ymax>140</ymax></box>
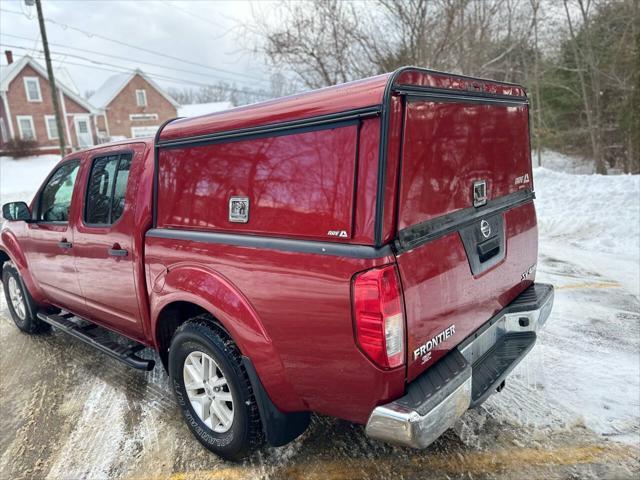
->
<box><xmin>2</xmin><ymin>202</ymin><xmax>31</xmax><ymax>221</ymax></box>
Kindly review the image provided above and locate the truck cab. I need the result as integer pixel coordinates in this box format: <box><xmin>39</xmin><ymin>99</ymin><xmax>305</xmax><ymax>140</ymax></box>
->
<box><xmin>1</xmin><ymin>67</ymin><xmax>553</xmax><ymax>460</ymax></box>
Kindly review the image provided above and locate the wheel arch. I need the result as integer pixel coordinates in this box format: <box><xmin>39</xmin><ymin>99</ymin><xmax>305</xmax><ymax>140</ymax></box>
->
<box><xmin>150</xmin><ymin>263</ymin><xmax>304</xmax><ymax>412</ymax></box>
<box><xmin>0</xmin><ymin>235</ymin><xmax>45</xmax><ymax>304</ymax></box>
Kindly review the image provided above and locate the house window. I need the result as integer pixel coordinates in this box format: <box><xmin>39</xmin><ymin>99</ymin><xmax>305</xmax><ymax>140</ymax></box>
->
<box><xmin>131</xmin><ymin>126</ymin><xmax>159</xmax><ymax>138</ymax></box>
<box><xmin>77</xmin><ymin>120</ymin><xmax>88</xmax><ymax>134</ymax></box>
<box><xmin>45</xmin><ymin>115</ymin><xmax>59</xmax><ymax>140</ymax></box>
<box><xmin>129</xmin><ymin>113</ymin><xmax>158</xmax><ymax>121</ymax></box>
<box><xmin>135</xmin><ymin>89</ymin><xmax>147</xmax><ymax>107</ymax></box>
<box><xmin>16</xmin><ymin>115</ymin><xmax>36</xmax><ymax>140</ymax></box>
<box><xmin>23</xmin><ymin>77</ymin><xmax>42</xmax><ymax>102</ymax></box>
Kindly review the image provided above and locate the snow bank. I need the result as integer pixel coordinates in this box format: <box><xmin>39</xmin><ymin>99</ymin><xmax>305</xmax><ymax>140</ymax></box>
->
<box><xmin>534</xmin><ymin>167</ymin><xmax>640</xmax><ymax>257</ymax></box>
<box><xmin>0</xmin><ymin>155</ymin><xmax>61</xmax><ymax>204</ymax></box>
<box><xmin>535</xmin><ymin>149</ymin><xmax>596</xmax><ymax>174</ymax></box>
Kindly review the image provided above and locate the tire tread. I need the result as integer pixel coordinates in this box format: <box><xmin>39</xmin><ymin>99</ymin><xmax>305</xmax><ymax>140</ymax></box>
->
<box><xmin>171</xmin><ymin>315</ymin><xmax>264</xmax><ymax>459</ymax></box>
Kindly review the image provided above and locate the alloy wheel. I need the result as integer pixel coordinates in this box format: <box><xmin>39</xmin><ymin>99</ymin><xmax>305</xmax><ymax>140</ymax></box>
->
<box><xmin>7</xmin><ymin>276</ymin><xmax>26</xmax><ymax>321</ymax></box>
<box><xmin>183</xmin><ymin>350</ymin><xmax>235</xmax><ymax>433</ymax></box>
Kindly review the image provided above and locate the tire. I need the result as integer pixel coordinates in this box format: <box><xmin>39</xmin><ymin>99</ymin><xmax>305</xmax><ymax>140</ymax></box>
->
<box><xmin>2</xmin><ymin>261</ymin><xmax>50</xmax><ymax>334</ymax></box>
<box><xmin>169</xmin><ymin>317</ymin><xmax>263</xmax><ymax>460</ymax></box>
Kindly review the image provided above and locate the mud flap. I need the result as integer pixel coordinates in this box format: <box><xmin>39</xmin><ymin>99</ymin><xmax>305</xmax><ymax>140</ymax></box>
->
<box><xmin>241</xmin><ymin>356</ymin><xmax>310</xmax><ymax>447</ymax></box>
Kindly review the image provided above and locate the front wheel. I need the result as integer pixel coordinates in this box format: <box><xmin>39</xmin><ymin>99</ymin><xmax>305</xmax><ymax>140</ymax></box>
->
<box><xmin>2</xmin><ymin>262</ymin><xmax>50</xmax><ymax>334</ymax></box>
<box><xmin>168</xmin><ymin>318</ymin><xmax>263</xmax><ymax>460</ymax></box>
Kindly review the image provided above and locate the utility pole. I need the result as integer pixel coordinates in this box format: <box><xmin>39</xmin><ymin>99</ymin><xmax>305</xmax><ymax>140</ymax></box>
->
<box><xmin>34</xmin><ymin>0</ymin><xmax>66</xmax><ymax>156</ymax></box>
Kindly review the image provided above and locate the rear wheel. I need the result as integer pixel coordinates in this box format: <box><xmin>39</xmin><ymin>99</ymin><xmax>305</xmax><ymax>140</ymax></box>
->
<box><xmin>2</xmin><ymin>262</ymin><xmax>50</xmax><ymax>334</ymax></box>
<box><xmin>169</xmin><ymin>318</ymin><xmax>263</xmax><ymax>460</ymax></box>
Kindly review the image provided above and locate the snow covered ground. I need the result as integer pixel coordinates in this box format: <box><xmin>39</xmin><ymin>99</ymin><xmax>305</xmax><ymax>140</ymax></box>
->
<box><xmin>0</xmin><ymin>151</ymin><xmax>638</xmax><ymax>478</ymax></box>
<box><xmin>0</xmin><ymin>155</ymin><xmax>61</xmax><ymax>205</ymax></box>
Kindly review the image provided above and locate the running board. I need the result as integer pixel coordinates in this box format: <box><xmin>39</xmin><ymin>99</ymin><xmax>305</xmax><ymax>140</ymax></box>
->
<box><xmin>470</xmin><ymin>331</ymin><xmax>536</xmax><ymax>407</ymax></box>
<box><xmin>36</xmin><ymin>311</ymin><xmax>155</xmax><ymax>371</ymax></box>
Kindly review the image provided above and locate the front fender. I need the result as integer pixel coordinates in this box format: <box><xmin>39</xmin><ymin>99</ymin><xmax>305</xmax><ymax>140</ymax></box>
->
<box><xmin>1</xmin><ymin>227</ymin><xmax>46</xmax><ymax>304</ymax></box>
<box><xmin>150</xmin><ymin>262</ymin><xmax>304</xmax><ymax>412</ymax></box>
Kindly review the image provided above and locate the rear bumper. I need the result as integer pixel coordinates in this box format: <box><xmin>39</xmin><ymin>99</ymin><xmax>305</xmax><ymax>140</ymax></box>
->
<box><xmin>365</xmin><ymin>283</ymin><xmax>554</xmax><ymax>449</ymax></box>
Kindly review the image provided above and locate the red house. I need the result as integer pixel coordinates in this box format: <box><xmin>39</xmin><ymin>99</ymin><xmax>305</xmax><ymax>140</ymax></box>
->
<box><xmin>0</xmin><ymin>55</ymin><xmax>97</xmax><ymax>154</ymax></box>
<box><xmin>89</xmin><ymin>69</ymin><xmax>179</xmax><ymax>141</ymax></box>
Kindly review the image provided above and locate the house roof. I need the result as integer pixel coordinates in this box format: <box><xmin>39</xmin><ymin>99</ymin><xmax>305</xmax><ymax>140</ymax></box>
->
<box><xmin>89</xmin><ymin>69</ymin><xmax>180</xmax><ymax>109</ymax></box>
<box><xmin>53</xmin><ymin>67</ymin><xmax>80</xmax><ymax>95</ymax></box>
<box><xmin>0</xmin><ymin>56</ymin><xmax>95</xmax><ymax>113</ymax></box>
<box><xmin>177</xmin><ymin>101</ymin><xmax>233</xmax><ymax>118</ymax></box>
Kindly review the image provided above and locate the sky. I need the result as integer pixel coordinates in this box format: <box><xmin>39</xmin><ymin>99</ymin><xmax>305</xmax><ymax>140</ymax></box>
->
<box><xmin>0</xmin><ymin>0</ymin><xmax>273</xmax><ymax>98</ymax></box>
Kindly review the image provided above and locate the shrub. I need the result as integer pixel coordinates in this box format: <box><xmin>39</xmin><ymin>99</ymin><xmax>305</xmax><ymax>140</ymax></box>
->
<box><xmin>4</xmin><ymin>139</ymin><xmax>39</xmax><ymax>158</ymax></box>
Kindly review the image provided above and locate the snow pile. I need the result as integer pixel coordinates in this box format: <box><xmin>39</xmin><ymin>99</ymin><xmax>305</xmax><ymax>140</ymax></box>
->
<box><xmin>0</xmin><ymin>155</ymin><xmax>60</xmax><ymax>204</ymax></box>
<box><xmin>485</xmin><ymin>155</ymin><xmax>640</xmax><ymax>445</ymax></box>
<box><xmin>534</xmin><ymin>167</ymin><xmax>640</xmax><ymax>257</ymax></box>
<box><xmin>535</xmin><ymin>149</ymin><xmax>596</xmax><ymax>174</ymax></box>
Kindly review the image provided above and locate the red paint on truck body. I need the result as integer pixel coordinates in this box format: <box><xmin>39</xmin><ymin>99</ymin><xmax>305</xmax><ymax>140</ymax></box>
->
<box><xmin>157</xmin><ymin>124</ymin><xmax>360</xmax><ymax>241</ymax></box>
<box><xmin>0</xmin><ymin>68</ymin><xmax>538</xmax><ymax>426</ymax></box>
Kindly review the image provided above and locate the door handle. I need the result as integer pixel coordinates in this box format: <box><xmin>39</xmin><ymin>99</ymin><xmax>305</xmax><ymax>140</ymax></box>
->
<box><xmin>108</xmin><ymin>247</ymin><xmax>128</xmax><ymax>257</ymax></box>
<box><xmin>58</xmin><ymin>240</ymin><xmax>73</xmax><ymax>249</ymax></box>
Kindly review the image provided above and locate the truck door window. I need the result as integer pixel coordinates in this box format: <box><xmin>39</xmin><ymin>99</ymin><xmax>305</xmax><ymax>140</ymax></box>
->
<box><xmin>85</xmin><ymin>153</ymin><xmax>132</xmax><ymax>225</ymax></box>
<box><xmin>38</xmin><ymin>161</ymin><xmax>80</xmax><ymax>222</ymax></box>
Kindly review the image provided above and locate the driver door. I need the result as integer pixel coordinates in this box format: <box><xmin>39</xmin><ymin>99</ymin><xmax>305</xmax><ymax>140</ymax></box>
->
<box><xmin>27</xmin><ymin>159</ymin><xmax>86</xmax><ymax>313</ymax></box>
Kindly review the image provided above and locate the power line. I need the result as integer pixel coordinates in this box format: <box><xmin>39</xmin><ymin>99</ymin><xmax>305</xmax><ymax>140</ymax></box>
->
<box><xmin>161</xmin><ymin>1</ymin><xmax>240</xmax><ymax>42</ymax></box>
<box><xmin>10</xmin><ymin>47</ymin><xmax>272</xmax><ymax>99</ymax></box>
<box><xmin>14</xmin><ymin>50</ymin><xmax>272</xmax><ymax>97</ymax></box>
<box><xmin>0</xmin><ymin>7</ymin><xmax>267</xmax><ymax>83</ymax></box>
<box><xmin>1</xmin><ymin>35</ymin><xmax>269</xmax><ymax>87</ymax></box>
<box><xmin>160</xmin><ymin>0</ymin><xmax>225</xmax><ymax>30</ymax></box>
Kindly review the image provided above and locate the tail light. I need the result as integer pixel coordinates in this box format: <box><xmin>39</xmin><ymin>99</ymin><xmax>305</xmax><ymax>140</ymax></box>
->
<box><xmin>352</xmin><ymin>265</ymin><xmax>405</xmax><ymax>369</ymax></box>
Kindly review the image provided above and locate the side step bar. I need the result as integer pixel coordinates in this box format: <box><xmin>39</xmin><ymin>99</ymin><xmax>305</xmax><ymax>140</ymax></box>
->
<box><xmin>36</xmin><ymin>311</ymin><xmax>155</xmax><ymax>371</ymax></box>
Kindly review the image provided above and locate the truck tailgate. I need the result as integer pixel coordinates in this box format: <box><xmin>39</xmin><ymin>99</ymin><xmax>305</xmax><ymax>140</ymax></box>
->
<box><xmin>395</xmin><ymin>97</ymin><xmax>538</xmax><ymax>381</ymax></box>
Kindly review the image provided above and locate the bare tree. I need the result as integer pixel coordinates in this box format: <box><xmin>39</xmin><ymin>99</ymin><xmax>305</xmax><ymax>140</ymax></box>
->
<box><xmin>530</xmin><ymin>0</ymin><xmax>543</xmax><ymax>167</ymax></box>
<box><xmin>563</xmin><ymin>0</ymin><xmax>606</xmax><ymax>173</ymax></box>
<box><xmin>251</xmin><ymin>0</ymin><xmax>539</xmax><ymax>90</ymax></box>
<box><xmin>247</xmin><ymin>0</ymin><xmax>635</xmax><ymax>171</ymax></box>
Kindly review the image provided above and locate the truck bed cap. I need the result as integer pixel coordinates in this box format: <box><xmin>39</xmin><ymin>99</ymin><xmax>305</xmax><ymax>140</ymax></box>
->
<box><xmin>158</xmin><ymin>68</ymin><xmax>526</xmax><ymax>145</ymax></box>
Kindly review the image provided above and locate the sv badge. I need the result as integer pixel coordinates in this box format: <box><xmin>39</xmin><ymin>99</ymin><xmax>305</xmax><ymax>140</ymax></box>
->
<box><xmin>521</xmin><ymin>264</ymin><xmax>536</xmax><ymax>281</ymax></box>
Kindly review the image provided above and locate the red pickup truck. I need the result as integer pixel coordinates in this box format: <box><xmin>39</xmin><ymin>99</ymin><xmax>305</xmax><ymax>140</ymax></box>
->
<box><xmin>1</xmin><ymin>67</ymin><xmax>553</xmax><ymax>460</ymax></box>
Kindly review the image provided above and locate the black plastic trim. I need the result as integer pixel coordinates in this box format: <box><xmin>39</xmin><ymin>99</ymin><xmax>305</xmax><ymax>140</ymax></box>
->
<box><xmin>242</xmin><ymin>356</ymin><xmax>310</xmax><ymax>447</ymax></box>
<box><xmin>470</xmin><ymin>331</ymin><xmax>536</xmax><ymax>408</ymax></box>
<box><xmin>36</xmin><ymin>310</ymin><xmax>154</xmax><ymax>371</ymax></box>
<box><xmin>155</xmin><ymin>106</ymin><xmax>381</xmax><ymax>149</ymax></box>
<box><xmin>459</xmin><ymin>213</ymin><xmax>506</xmax><ymax>276</ymax></box>
<box><xmin>152</xmin><ymin>117</ymin><xmax>181</xmax><ymax>228</ymax></box>
<box><xmin>398</xmin><ymin>85</ymin><xmax>528</xmax><ymax>106</ymax></box>
<box><xmin>146</xmin><ymin>228</ymin><xmax>394</xmax><ymax>259</ymax></box>
<box><xmin>403</xmin><ymin>91</ymin><xmax>528</xmax><ymax>107</ymax></box>
<box><xmin>374</xmin><ymin>68</ymin><xmax>404</xmax><ymax>247</ymax></box>
<box><xmin>395</xmin><ymin>189</ymin><xmax>535</xmax><ymax>254</ymax></box>
<box><xmin>395</xmin><ymin>348</ymin><xmax>470</xmax><ymax>416</ymax></box>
